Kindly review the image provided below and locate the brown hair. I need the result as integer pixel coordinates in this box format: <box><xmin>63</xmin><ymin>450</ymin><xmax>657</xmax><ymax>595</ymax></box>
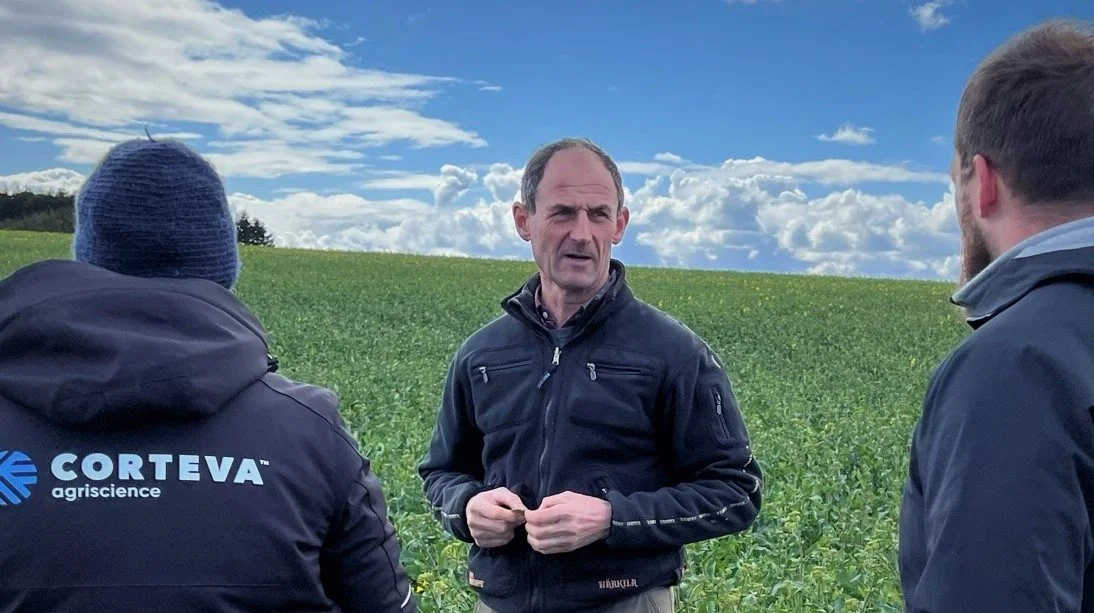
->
<box><xmin>955</xmin><ymin>19</ymin><xmax>1094</xmax><ymax>205</ymax></box>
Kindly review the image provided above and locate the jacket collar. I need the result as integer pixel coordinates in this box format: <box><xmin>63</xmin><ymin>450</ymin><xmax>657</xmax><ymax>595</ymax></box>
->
<box><xmin>952</xmin><ymin>214</ymin><xmax>1094</xmax><ymax>328</ymax></box>
<box><xmin>533</xmin><ymin>267</ymin><xmax>617</xmax><ymax>329</ymax></box>
<box><xmin>503</xmin><ymin>258</ymin><xmax>632</xmax><ymax>342</ymax></box>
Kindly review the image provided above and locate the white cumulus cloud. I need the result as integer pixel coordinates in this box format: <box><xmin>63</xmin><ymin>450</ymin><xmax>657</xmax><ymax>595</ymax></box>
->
<box><xmin>227</xmin><ymin>190</ymin><xmax>526</xmax><ymax>258</ymax></box>
<box><xmin>653</xmin><ymin>152</ymin><xmax>688</xmax><ymax>165</ymax></box>
<box><xmin>756</xmin><ymin>185</ymin><xmax>958</xmax><ymax>277</ymax></box>
<box><xmin>817</xmin><ymin>123</ymin><xmax>877</xmax><ymax>146</ymax></box>
<box><xmin>911</xmin><ymin>1</ymin><xmax>952</xmax><ymax>31</ymax></box>
<box><xmin>0</xmin><ymin>168</ymin><xmax>86</xmax><ymax>195</ymax></box>
<box><xmin>619</xmin><ymin>155</ymin><xmax>946</xmax><ymax>186</ymax></box>
<box><xmin>5</xmin><ymin>146</ymin><xmax>961</xmax><ymax>281</ymax></box>
<box><xmin>215</xmin><ymin>151</ymin><xmax>959</xmax><ymax>280</ymax></box>
<box><xmin>618</xmin><ymin>154</ymin><xmax>957</xmax><ymax>277</ymax></box>
<box><xmin>433</xmin><ymin>165</ymin><xmax>479</xmax><ymax>207</ymax></box>
<box><xmin>483</xmin><ymin>163</ymin><xmax>523</xmax><ymax>203</ymax></box>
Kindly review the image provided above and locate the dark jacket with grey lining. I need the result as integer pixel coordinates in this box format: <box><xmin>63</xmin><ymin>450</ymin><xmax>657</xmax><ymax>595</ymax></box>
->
<box><xmin>899</xmin><ymin>216</ymin><xmax>1094</xmax><ymax>612</ymax></box>
<box><xmin>418</xmin><ymin>259</ymin><xmax>762</xmax><ymax>613</ymax></box>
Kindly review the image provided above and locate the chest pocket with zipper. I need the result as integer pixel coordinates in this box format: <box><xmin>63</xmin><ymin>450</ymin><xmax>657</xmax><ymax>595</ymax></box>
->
<box><xmin>467</xmin><ymin>347</ymin><xmax>539</xmax><ymax>433</ymax></box>
<box><xmin>566</xmin><ymin>346</ymin><xmax>660</xmax><ymax>437</ymax></box>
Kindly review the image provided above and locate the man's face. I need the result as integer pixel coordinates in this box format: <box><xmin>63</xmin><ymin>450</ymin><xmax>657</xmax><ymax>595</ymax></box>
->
<box><xmin>514</xmin><ymin>148</ymin><xmax>629</xmax><ymax>295</ymax></box>
<box><xmin>953</xmin><ymin>154</ymin><xmax>994</xmax><ymax>286</ymax></box>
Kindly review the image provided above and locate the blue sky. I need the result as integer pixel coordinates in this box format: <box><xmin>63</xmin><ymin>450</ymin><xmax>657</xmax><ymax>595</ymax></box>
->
<box><xmin>2</xmin><ymin>0</ymin><xmax>1092</xmax><ymax>279</ymax></box>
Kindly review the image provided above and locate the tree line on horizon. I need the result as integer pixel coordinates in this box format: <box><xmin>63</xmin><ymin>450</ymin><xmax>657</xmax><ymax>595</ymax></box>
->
<box><xmin>0</xmin><ymin>190</ymin><xmax>276</xmax><ymax>246</ymax></box>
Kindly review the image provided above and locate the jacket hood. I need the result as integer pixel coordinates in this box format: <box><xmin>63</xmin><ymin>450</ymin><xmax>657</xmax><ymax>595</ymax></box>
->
<box><xmin>0</xmin><ymin>259</ymin><xmax>274</xmax><ymax>429</ymax></box>
<box><xmin>952</xmin><ymin>215</ymin><xmax>1094</xmax><ymax>328</ymax></box>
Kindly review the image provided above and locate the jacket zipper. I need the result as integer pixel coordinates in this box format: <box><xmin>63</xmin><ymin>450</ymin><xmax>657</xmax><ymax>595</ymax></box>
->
<box><xmin>498</xmin><ymin>276</ymin><xmax>622</xmax><ymax>613</ymax></box>
<box><xmin>532</xmin><ymin>344</ymin><xmax>560</xmax><ymax>613</ymax></box>
<box><xmin>537</xmin><ymin>346</ymin><xmax>560</xmax><ymax>496</ymax></box>
<box><xmin>536</xmin><ymin>345</ymin><xmax>560</xmax><ymax>499</ymax></box>
<box><xmin>713</xmin><ymin>387</ymin><xmax>731</xmax><ymax>439</ymax></box>
<box><xmin>476</xmin><ymin>359</ymin><xmax>532</xmax><ymax>383</ymax></box>
<box><xmin>595</xmin><ymin>476</ymin><xmax>611</xmax><ymax>497</ymax></box>
<box><xmin>585</xmin><ymin>362</ymin><xmax>644</xmax><ymax>379</ymax></box>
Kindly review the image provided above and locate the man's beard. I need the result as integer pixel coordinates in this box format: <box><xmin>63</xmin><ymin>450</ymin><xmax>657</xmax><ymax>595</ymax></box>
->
<box><xmin>959</xmin><ymin>191</ymin><xmax>994</xmax><ymax>286</ymax></box>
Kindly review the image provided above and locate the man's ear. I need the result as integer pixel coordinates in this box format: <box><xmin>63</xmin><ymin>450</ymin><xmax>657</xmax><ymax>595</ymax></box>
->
<box><xmin>513</xmin><ymin>202</ymin><xmax>532</xmax><ymax>242</ymax></box>
<box><xmin>973</xmin><ymin>154</ymin><xmax>999</xmax><ymax>219</ymax></box>
<box><xmin>612</xmin><ymin>206</ymin><xmax>630</xmax><ymax>244</ymax></box>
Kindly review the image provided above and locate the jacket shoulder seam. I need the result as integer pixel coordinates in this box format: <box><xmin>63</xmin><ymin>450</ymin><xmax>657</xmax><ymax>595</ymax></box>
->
<box><xmin>258</xmin><ymin>377</ymin><xmax>364</xmax><ymax>468</ymax></box>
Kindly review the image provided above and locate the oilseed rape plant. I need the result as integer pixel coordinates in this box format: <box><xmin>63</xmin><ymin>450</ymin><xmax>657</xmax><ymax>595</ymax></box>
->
<box><xmin>0</xmin><ymin>230</ymin><xmax>969</xmax><ymax>612</ymax></box>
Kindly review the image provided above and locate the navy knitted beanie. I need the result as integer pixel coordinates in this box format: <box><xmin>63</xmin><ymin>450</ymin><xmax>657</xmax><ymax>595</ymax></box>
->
<box><xmin>73</xmin><ymin>139</ymin><xmax>241</xmax><ymax>289</ymax></box>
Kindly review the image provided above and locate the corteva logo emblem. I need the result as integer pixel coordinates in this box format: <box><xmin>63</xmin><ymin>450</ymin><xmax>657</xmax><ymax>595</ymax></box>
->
<box><xmin>46</xmin><ymin>453</ymin><xmax>268</xmax><ymax>503</ymax></box>
<box><xmin>0</xmin><ymin>451</ymin><xmax>38</xmax><ymax>506</ymax></box>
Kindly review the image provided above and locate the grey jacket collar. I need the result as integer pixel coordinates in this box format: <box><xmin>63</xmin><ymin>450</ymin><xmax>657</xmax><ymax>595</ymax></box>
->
<box><xmin>952</xmin><ymin>214</ymin><xmax>1094</xmax><ymax>327</ymax></box>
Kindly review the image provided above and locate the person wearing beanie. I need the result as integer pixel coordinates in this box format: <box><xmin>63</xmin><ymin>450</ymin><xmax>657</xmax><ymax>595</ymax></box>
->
<box><xmin>0</xmin><ymin>139</ymin><xmax>416</xmax><ymax>613</ymax></box>
<box><xmin>72</xmin><ymin>138</ymin><xmax>242</xmax><ymax>289</ymax></box>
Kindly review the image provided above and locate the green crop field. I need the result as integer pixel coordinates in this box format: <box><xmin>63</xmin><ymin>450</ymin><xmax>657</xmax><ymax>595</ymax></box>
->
<box><xmin>1</xmin><ymin>229</ymin><xmax>970</xmax><ymax>612</ymax></box>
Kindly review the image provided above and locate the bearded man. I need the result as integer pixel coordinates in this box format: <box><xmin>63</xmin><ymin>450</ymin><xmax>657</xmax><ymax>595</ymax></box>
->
<box><xmin>898</xmin><ymin>19</ymin><xmax>1094</xmax><ymax>613</ymax></box>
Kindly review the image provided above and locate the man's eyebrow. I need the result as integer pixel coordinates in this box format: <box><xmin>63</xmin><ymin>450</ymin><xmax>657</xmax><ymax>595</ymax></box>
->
<box><xmin>548</xmin><ymin>202</ymin><xmax>611</xmax><ymax>211</ymax></box>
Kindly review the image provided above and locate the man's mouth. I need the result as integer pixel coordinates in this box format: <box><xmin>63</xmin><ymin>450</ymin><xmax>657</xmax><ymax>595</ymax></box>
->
<box><xmin>563</xmin><ymin>253</ymin><xmax>593</xmax><ymax>262</ymax></box>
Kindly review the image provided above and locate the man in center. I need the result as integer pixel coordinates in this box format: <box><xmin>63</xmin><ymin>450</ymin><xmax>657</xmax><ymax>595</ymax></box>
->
<box><xmin>419</xmin><ymin>137</ymin><xmax>763</xmax><ymax>613</ymax></box>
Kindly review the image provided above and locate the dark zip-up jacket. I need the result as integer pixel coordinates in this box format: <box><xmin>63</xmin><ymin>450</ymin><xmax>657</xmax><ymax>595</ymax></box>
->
<box><xmin>0</xmin><ymin>259</ymin><xmax>415</xmax><ymax>613</ymax></box>
<box><xmin>419</xmin><ymin>259</ymin><xmax>762</xmax><ymax>613</ymax></box>
<box><xmin>899</xmin><ymin>216</ymin><xmax>1094</xmax><ymax>612</ymax></box>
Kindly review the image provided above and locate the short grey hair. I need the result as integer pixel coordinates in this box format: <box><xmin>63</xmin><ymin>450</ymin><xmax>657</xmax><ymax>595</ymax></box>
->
<box><xmin>519</xmin><ymin>137</ymin><xmax>624</xmax><ymax>213</ymax></box>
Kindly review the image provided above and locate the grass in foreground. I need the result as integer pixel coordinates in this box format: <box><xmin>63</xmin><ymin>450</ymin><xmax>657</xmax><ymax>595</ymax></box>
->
<box><xmin>0</xmin><ymin>230</ymin><xmax>969</xmax><ymax>612</ymax></box>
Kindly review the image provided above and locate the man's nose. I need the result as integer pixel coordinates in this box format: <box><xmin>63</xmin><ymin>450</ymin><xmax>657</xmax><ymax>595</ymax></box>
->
<box><xmin>569</xmin><ymin>211</ymin><xmax>592</xmax><ymax>242</ymax></box>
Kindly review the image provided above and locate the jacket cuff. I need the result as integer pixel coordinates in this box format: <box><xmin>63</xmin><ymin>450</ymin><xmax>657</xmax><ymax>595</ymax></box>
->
<box><xmin>601</xmin><ymin>490</ymin><xmax>635</xmax><ymax>548</ymax></box>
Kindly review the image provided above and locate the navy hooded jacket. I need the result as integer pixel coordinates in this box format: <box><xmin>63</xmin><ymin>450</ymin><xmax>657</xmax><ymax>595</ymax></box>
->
<box><xmin>899</xmin><ymin>216</ymin><xmax>1094</xmax><ymax>612</ymax></box>
<box><xmin>0</xmin><ymin>259</ymin><xmax>415</xmax><ymax>613</ymax></box>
